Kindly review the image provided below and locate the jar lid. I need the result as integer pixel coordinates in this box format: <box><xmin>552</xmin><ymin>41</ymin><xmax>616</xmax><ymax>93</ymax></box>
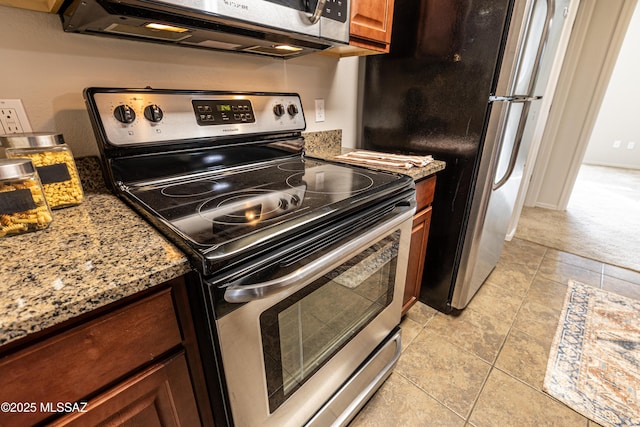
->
<box><xmin>0</xmin><ymin>132</ymin><xmax>65</xmax><ymax>148</ymax></box>
<box><xmin>0</xmin><ymin>158</ymin><xmax>36</xmax><ymax>180</ymax></box>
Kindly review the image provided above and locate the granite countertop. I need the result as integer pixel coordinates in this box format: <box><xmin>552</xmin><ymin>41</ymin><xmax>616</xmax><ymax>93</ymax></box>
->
<box><xmin>304</xmin><ymin>135</ymin><xmax>446</xmax><ymax>181</ymax></box>
<box><xmin>0</xmin><ymin>158</ymin><xmax>190</xmax><ymax>348</ymax></box>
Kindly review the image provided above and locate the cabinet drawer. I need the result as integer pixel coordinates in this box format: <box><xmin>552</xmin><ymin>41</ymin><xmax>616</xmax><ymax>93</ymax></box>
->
<box><xmin>415</xmin><ymin>176</ymin><xmax>436</xmax><ymax>211</ymax></box>
<box><xmin>50</xmin><ymin>352</ymin><xmax>200</xmax><ymax>427</ymax></box>
<box><xmin>0</xmin><ymin>289</ymin><xmax>182</xmax><ymax>426</ymax></box>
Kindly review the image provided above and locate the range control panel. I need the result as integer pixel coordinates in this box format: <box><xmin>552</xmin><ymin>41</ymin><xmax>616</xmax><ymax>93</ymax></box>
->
<box><xmin>192</xmin><ymin>99</ymin><xmax>255</xmax><ymax>125</ymax></box>
<box><xmin>86</xmin><ymin>89</ymin><xmax>306</xmax><ymax>147</ymax></box>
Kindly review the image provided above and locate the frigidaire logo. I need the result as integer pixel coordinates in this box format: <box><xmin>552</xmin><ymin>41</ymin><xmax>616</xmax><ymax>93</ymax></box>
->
<box><xmin>222</xmin><ymin>128</ymin><xmax>240</xmax><ymax>132</ymax></box>
<box><xmin>223</xmin><ymin>0</ymin><xmax>249</xmax><ymax>10</ymax></box>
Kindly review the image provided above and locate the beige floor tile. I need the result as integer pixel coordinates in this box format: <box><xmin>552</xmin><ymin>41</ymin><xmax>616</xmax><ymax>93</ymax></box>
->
<box><xmin>466</xmin><ymin>282</ymin><xmax>523</xmax><ymax>322</ymax></box>
<box><xmin>426</xmin><ymin>308</ymin><xmax>511</xmax><ymax>363</ymax></box>
<box><xmin>499</xmin><ymin>238</ymin><xmax>547</xmax><ymax>269</ymax></box>
<box><xmin>405</xmin><ymin>301</ymin><xmax>438</xmax><ymax>326</ymax></box>
<box><xmin>484</xmin><ymin>261</ymin><xmax>536</xmax><ymax>297</ymax></box>
<box><xmin>602</xmin><ymin>275</ymin><xmax>640</xmax><ymax>301</ymax></box>
<box><xmin>526</xmin><ymin>276</ymin><xmax>570</xmax><ymax>312</ymax></box>
<box><xmin>603</xmin><ymin>264</ymin><xmax>640</xmax><ymax>285</ymax></box>
<box><xmin>349</xmin><ymin>373</ymin><xmax>465</xmax><ymax>427</ymax></box>
<box><xmin>399</xmin><ymin>315</ymin><xmax>423</xmax><ymax>351</ymax></box>
<box><xmin>544</xmin><ymin>249</ymin><xmax>603</xmax><ymax>273</ymax></box>
<box><xmin>495</xmin><ymin>328</ymin><xmax>553</xmax><ymax>390</ymax></box>
<box><xmin>469</xmin><ymin>369</ymin><xmax>588</xmax><ymax>427</ymax></box>
<box><xmin>512</xmin><ymin>299</ymin><xmax>562</xmax><ymax>343</ymax></box>
<box><xmin>395</xmin><ymin>329</ymin><xmax>491</xmax><ymax>418</ymax></box>
<box><xmin>537</xmin><ymin>257</ymin><xmax>602</xmax><ymax>288</ymax></box>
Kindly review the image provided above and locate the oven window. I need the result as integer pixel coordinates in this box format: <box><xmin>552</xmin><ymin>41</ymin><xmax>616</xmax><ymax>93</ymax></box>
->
<box><xmin>260</xmin><ymin>231</ymin><xmax>399</xmax><ymax>412</ymax></box>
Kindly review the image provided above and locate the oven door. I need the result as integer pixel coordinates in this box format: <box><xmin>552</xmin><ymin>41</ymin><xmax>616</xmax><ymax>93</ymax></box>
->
<box><xmin>211</xmin><ymin>198</ymin><xmax>414</xmax><ymax>427</ymax></box>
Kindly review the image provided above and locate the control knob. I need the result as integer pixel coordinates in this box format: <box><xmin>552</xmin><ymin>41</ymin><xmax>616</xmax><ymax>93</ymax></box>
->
<box><xmin>290</xmin><ymin>194</ymin><xmax>301</xmax><ymax>206</ymax></box>
<box><xmin>113</xmin><ymin>105</ymin><xmax>136</xmax><ymax>124</ymax></box>
<box><xmin>144</xmin><ymin>104</ymin><xmax>164</xmax><ymax>122</ymax></box>
<box><xmin>287</xmin><ymin>104</ymin><xmax>299</xmax><ymax>116</ymax></box>
<box><xmin>273</xmin><ymin>103</ymin><xmax>286</xmax><ymax>117</ymax></box>
<box><xmin>278</xmin><ymin>198</ymin><xmax>289</xmax><ymax>210</ymax></box>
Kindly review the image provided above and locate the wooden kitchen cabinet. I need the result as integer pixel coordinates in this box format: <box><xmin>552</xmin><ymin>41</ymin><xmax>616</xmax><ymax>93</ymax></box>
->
<box><xmin>51</xmin><ymin>352</ymin><xmax>199</xmax><ymax>426</ymax></box>
<box><xmin>321</xmin><ymin>0</ymin><xmax>395</xmax><ymax>57</ymax></box>
<box><xmin>0</xmin><ymin>0</ymin><xmax>64</xmax><ymax>13</ymax></box>
<box><xmin>350</xmin><ymin>0</ymin><xmax>395</xmax><ymax>52</ymax></box>
<box><xmin>402</xmin><ymin>176</ymin><xmax>436</xmax><ymax>315</ymax></box>
<box><xmin>0</xmin><ymin>279</ymin><xmax>208</xmax><ymax>426</ymax></box>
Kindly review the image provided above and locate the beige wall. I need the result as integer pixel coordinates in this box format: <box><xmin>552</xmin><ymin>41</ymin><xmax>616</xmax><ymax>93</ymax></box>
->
<box><xmin>583</xmin><ymin>2</ymin><xmax>640</xmax><ymax>169</ymax></box>
<box><xmin>0</xmin><ymin>6</ymin><xmax>359</xmax><ymax>157</ymax></box>
<box><xmin>526</xmin><ymin>0</ymin><xmax>635</xmax><ymax>209</ymax></box>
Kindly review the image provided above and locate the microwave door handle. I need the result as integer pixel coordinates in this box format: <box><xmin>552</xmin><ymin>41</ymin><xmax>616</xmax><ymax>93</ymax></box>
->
<box><xmin>306</xmin><ymin>0</ymin><xmax>327</xmax><ymax>24</ymax></box>
<box><xmin>223</xmin><ymin>206</ymin><xmax>414</xmax><ymax>303</ymax></box>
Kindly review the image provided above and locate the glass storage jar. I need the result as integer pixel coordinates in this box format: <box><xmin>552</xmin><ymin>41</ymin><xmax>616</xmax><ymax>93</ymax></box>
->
<box><xmin>0</xmin><ymin>158</ymin><xmax>53</xmax><ymax>238</ymax></box>
<box><xmin>2</xmin><ymin>132</ymin><xmax>84</xmax><ymax>209</ymax></box>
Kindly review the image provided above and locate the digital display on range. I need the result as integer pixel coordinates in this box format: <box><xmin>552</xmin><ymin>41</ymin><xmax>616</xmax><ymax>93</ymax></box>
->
<box><xmin>192</xmin><ymin>99</ymin><xmax>255</xmax><ymax>126</ymax></box>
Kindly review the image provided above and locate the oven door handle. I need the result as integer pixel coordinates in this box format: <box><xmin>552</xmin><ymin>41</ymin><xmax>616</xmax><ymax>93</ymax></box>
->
<box><xmin>223</xmin><ymin>205</ymin><xmax>414</xmax><ymax>303</ymax></box>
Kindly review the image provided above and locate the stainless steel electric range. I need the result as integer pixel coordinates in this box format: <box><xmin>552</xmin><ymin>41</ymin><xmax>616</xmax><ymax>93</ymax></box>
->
<box><xmin>84</xmin><ymin>87</ymin><xmax>416</xmax><ymax>427</ymax></box>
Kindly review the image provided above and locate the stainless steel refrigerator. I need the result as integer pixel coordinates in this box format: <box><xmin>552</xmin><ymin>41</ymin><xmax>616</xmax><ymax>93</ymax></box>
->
<box><xmin>360</xmin><ymin>0</ymin><xmax>571</xmax><ymax>312</ymax></box>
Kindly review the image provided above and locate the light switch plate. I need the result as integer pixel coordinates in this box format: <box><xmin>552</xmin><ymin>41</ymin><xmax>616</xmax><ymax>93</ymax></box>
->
<box><xmin>315</xmin><ymin>99</ymin><xmax>325</xmax><ymax>122</ymax></box>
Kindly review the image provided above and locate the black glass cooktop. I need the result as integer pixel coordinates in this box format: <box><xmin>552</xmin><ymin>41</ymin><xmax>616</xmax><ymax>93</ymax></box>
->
<box><xmin>127</xmin><ymin>157</ymin><xmax>405</xmax><ymax>248</ymax></box>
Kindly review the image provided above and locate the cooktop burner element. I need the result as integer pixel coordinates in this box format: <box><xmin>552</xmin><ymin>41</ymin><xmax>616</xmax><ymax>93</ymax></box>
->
<box><xmin>85</xmin><ymin>88</ymin><xmax>413</xmax><ymax>274</ymax></box>
<box><xmin>202</xmin><ymin>187</ymin><xmax>305</xmax><ymax>224</ymax></box>
<box><xmin>277</xmin><ymin>161</ymin><xmax>306</xmax><ymax>172</ymax></box>
<box><xmin>161</xmin><ymin>179</ymin><xmax>220</xmax><ymax>198</ymax></box>
<box><xmin>286</xmin><ymin>169</ymin><xmax>374</xmax><ymax>194</ymax></box>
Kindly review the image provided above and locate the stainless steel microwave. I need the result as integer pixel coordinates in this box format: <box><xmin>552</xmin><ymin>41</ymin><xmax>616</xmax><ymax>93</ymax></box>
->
<box><xmin>59</xmin><ymin>0</ymin><xmax>350</xmax><ymax>58</ymax></box>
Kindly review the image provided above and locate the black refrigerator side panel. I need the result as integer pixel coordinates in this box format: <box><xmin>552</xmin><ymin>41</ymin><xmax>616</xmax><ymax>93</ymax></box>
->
<box><xmin>362</xmin><ymin>0</ymin><xmax>513</xmax><ymax>312</ymax></box>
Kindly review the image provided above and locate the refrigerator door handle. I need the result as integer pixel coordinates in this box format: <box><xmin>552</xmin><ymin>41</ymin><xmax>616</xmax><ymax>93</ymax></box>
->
<box><xmin>523</xmin><ymin>0</ymin><xmax>556</xmax><ymax>96</ymax></box>
<box><xmin>489</xmin><ymin>95</ymin><xmax>541</xmax><ymax>102</ymax></box>
<box><xmin>493</xmin><ymin>101</ymin><xmax>532</xmax><ymax>190</ymax></box>
<box><xmin>492</xmin><ymin>0</ymin><xmax>555</xmax><ymax>191</ymax></box>
<box><xmin>505</xmin><ymin>0</ymin><xmax>556</xmax><ymax>97</ymax></box>
<box><xmin>529</xmin><ymin>0</ymin><xmax>556</xmax><ymax>96</ymax></box>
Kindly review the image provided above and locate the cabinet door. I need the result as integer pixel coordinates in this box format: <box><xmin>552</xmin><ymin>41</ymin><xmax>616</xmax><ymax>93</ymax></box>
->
<box><xmin>350</xmin><ymin>0</ymin><xmax>395</xmax><ymax>50</ymax></box>
<box><xmin>0</xmin><ymin>289</ymin><xmax>183</xmax><ymax>427</ymax></box>
<box><xmin>402</xmin><ymin>206</ymin><xmax>432</xmax><ymax>315</ymax></box>
<box><xmin>51</xmin><ymin>352</ymin><xmax>200</xmax><ymax>427</ymax></box>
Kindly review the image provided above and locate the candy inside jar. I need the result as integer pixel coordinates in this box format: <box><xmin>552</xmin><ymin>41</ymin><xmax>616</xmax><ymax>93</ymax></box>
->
<box><xmin>1</xmin><ymin>133</ymin><xmax>84</xmax><ymax>209</ymax></box>
<box><xmin>0</xmin><ymin>158</ymin><xmax>53</xmax><ymax>238</ymax></box>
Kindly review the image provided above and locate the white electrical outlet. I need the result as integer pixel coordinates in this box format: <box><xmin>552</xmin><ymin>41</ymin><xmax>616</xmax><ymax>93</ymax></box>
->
<box><xmin>0</xmin><ymin>99</ymin><xmax>33</xmax><ymax>134</ymax></box>
<box><xmin>315</xmin><ymin>99</ymin><xmax>325</xmax><ymax>123</ymax></box>
<box><xmin>613</xmin><ymin>140</ymin><xmax>621</xmax><ymax>148</ymax></box>
<box><xmin>628</xmin><ymin>141</ymin><xmax>636</xmax><ymax>150</ymax></box>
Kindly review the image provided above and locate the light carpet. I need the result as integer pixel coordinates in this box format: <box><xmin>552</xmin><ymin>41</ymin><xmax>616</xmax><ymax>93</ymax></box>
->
<box><xmin>544</xmin><ymin>280</ymin><xmax>640</xmax><ymax>426</ymax></box>
<box><xmin>515</xmin><ymin>165</ymin><xmax>640</xmax><ymax>273</ymax></box>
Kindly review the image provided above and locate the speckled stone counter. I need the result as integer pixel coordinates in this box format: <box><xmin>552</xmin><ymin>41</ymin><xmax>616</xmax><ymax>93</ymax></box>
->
<box><xmin>0</xmin><ymin>158</ymin><xmax>190</xmax><ymax>347</ymax></box>
<box><xmin>304</xmin><ymin>135</ymin><xmax>446</xmax><ymax>181</ymax></box>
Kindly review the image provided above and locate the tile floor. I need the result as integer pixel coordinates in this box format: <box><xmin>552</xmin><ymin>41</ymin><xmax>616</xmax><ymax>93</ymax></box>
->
<box><xmin>349</xmin><ymin>237</ymin><xmax>640</xmax><ymax>426</ymax></box>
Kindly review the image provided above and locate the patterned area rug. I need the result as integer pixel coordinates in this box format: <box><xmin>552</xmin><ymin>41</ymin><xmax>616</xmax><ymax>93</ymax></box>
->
<box><xmin>544</xmin><ymin>280</ymin><xmax>640</xmax><ymax>426</ymax></box>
